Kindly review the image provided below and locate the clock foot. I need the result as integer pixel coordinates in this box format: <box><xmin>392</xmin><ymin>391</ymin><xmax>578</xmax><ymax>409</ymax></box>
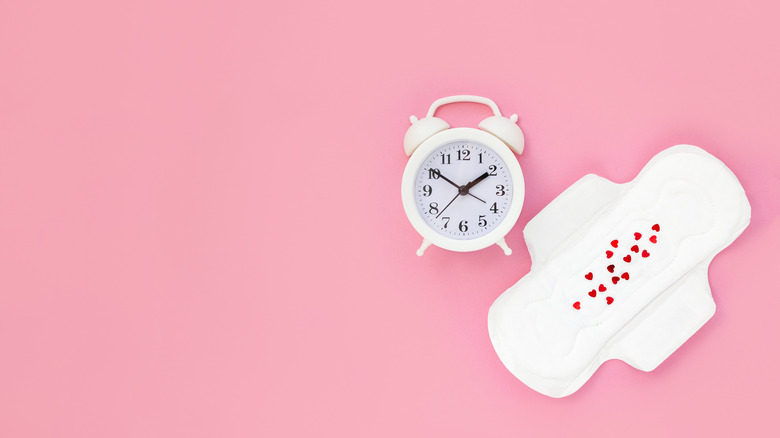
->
<box><xmin>496</xmin><ymin>238</ymin><xmax>512</xmax><ymax>256</ymax></box>
<box><xmin>416</xmin><ymin>239</ymin><xmax>432</xmax><ymax>256</ymax></box>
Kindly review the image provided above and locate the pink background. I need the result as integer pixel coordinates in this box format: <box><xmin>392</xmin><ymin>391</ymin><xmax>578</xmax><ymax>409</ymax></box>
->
<box><xmin>1</xmin><ymin>0</ymin><xmax>779</xmax><ymax>436</ymax></box>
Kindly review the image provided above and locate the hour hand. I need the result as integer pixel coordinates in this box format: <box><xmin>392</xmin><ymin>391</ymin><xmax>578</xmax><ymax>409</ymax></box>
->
<box><xmin>460</xmin><ymin>172</ymin><xmax>488</xmax><ymax>203</ymax></box>
<box><xmin>464</xmin><ymin>172</ymin><xmax>490</xmax><ymax>191</ymax></box>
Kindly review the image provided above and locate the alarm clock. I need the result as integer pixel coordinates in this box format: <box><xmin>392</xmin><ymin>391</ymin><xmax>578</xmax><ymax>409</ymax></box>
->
<box><xmin>401</xmin><ymin>95</ymin><xmax>525</xmax><ymax>256</ymax></box>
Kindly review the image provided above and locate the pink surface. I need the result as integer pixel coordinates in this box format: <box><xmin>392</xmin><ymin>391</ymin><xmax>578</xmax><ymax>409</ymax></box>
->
<box><xmin>1</xmin><ymin>0</ymin><xmax>778</xmax><ymax>436</ymax></box>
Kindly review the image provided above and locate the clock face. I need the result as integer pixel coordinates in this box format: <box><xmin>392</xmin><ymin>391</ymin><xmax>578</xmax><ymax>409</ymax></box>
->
<box><xmin>414</xmin><ymin>140</ymin><xmax>513</xmax><ymax>240</ymax></box>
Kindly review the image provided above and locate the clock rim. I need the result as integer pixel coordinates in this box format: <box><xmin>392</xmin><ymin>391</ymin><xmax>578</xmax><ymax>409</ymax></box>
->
<box><xmin>401</xmin><ymin>127</ymin><xmax>525</xmax><ymax>252</ymax></box>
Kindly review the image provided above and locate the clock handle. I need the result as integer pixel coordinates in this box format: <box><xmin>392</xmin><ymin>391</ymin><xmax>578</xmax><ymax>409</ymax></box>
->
<box><xmin>426</xmin><ymin>95</ymin><xmax>503</xmax><ymax>118</ymax></box>
<box><xmin>496</xmin><ymin>237</ymin><xmax>512</xmax><ymax>256</ymax></box>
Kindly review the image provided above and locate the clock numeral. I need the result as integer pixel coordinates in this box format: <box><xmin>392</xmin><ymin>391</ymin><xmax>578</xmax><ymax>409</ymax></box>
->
<box><xmin>490</xmin><ymin>202</ymin><xmax>499</xmax><ymax>214</ymax></box>
<box><xmin>496</xmin><ymin>185</ymin><xmax>506</xmax><ymax>196</ymax></box>
<box><xmin>459</xmin><ymin>220</ymin><xmax>469</xmax><ymax>232</ymax></box>
<box><xmin>488</xmin><ymin>165</ymin><xmax>497</xmax><ymax>176</ymax></box>
<box><xmin>478</xmin><ymin>152</ymin><xmax>483</xmax><ymax>164</ymax></box>
<box><xmin>428</xmin><ymin>168</ymin><xmax>441</xmax><ymax>179</ymax></box>
<box><xmin>457</xmin><ymin>149</ymin><xmax>470</xmax><ymax>161</ymax></box>
<box><xmin>422</xmin><ymin>185</ymin><xmax>432</xmax><ymax>197</ymax></box>
<box><xmin>478</xmin><ymin>215</ymin><xmax>487</xmax><ymax>227</ymax></box>
<box><xmin>428</xmin><ymin>202</ymin><xmax>439</xmax><ymax>215</ymax></box>
<box><xmin>442</xmin><ymin>216</ymin><xmax>450</xmax><ymax>229</ymax></box>
<box><xmin>441</xmin><ymin>153</ymin><xmax>451</xmax><ymax>165</ymax></box>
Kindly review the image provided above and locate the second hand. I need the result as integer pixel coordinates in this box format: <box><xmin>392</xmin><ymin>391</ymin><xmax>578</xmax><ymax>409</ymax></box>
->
<box><xmin>436</xmin><ymin>193</ymin><xmax>460</xmax><ymax>219</ymax></box>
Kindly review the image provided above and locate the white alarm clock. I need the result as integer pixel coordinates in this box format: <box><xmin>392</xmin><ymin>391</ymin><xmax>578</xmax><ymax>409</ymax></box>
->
<box><xmin>401</xmin><ymin>95</ymin><xmax>525</xmax><ymax>256</ymax></box>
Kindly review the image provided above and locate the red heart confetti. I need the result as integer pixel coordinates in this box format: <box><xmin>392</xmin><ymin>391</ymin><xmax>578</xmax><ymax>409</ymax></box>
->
<box><xmin>576</xmin><ymin>226</ymin><xmax>662</xmax><ymax>308</ymax></box>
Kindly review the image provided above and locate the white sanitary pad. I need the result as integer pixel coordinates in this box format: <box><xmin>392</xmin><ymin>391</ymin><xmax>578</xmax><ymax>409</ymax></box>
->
<box><xmin>488</xmin><ymin>145</ymin><xmax>750</xmax><ymax>398</ymax></box>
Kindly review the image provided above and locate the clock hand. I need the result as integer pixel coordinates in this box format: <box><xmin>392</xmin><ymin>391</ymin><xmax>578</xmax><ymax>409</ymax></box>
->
<box><xmin>435</xmin><ymin>170</ymin><xmax>488</xmax><ymax>205</ymax></box>
<box><xmin>436</xmin><ymin>193</ymin><xmax>460</xmax><ymax>219</ymax></box>
<box><xmin>463</xmin><ymin>172</ymin><xmax>490</xmax><ymax>191</ymax></box>
<box><xmin>458</xmin><ymin>172</ymin><xmax>489</xmax><ymax>203</ymax></box>
<box><xmin>468</xmin><ymin>193</ymin><xmax>486</xmax><ymax>203</ymax></box>
<box><xmin>434</xmin><ymin>170</ymin><xmax>461</xmax><ymax>190</ymax></box>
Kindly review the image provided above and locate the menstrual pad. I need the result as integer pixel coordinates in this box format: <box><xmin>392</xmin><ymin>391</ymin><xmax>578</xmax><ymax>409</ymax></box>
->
<box><xmin>488</xmin><ymin>145</ymin><xmax>750</xmax><ymax>398</ymax></box>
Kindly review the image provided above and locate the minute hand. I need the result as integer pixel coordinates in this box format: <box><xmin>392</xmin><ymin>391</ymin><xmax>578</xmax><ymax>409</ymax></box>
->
<box><xmin>435</xmin><ymin>171</ymin><xmax>461</xmax><ymax>190</ymax></box>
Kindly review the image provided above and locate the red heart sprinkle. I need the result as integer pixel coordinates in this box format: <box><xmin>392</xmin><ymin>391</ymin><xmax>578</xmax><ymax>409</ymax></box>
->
<box><xmin>585</xmin><ymin>272</ymin><xmax>593</xmax><ymax>280</ymax></box>
<box><xmin>623</xmin><ymin>255</ymin><xmax>631</xmax><ymax>263</ymax></box>
<box><xmin>607</xmin><ymin>264</ymin><xmax>615</xmax><ymax>273</ymax></box>
<box><xmin>642</xmin><ymin>250</ymin><xmax>650</xmax><ymax>258</ymax></box>
<box><xmin>612</xmin><ymin>276</ymin><xmax>620</xmax><ymax>284</ymax></box>
<box><xmin>634</xmin><ymin>232</ymin><xmax>642</xmax><ymax>240</ymax></box>
<box><xmin>631</xmin><ymin>245</ymin><xmax>639</xmax><ymax>253</ymax></box>
<box><xmin>589</xmin><ymin>290</ymin><xmax>597</xmax><ymax>297</ymax></box>
<box><xmin>606</xmin><ymin>250</ymin><xmax>614</xmax><ymax>258</ymax></box>
<box><xmin>621</xmin><ymin>272</ymin><xmax>629</xmax><ymax>280</ymax></box>
<box><xmin>611</xmin><ymin>240</ymin><xmax>619</xmax><ymax>248</ymax></box>
<box><xmin>650</xmin><ymin>235</ymin><xmax>657</xmax><ymax>243</ymax></box>
<box><xmin>606</xmin><ymin>297</ymin><xmax>614</xmax><ymax>305</ymax></box>
<box><xmin>573</xmin><ymin>301</ymin><xmax>581</xmax><ymax>309</ymax></box>
<box><xmin>599</xmin><ymin>284</ymin><xmax>607</xmax><ymax>292</ymax></box>
<box><xmin>652</xmin><ymin>224</ymin><xmax>660</xmax><ymax>232</ymax></box>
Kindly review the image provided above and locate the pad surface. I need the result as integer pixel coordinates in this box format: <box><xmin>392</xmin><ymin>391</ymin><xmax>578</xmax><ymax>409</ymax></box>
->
<box><xmin>488</xmin><ymin>145</ymin><xmax>751</xmax><ymax>398</ymax></box>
